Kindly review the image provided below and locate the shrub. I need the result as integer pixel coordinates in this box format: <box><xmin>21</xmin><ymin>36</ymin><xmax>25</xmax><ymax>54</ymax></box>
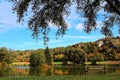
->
<box><xmin>30</xmin><ymin>50</ymin><xmax>46</xmax><ymax>67</ymax></box>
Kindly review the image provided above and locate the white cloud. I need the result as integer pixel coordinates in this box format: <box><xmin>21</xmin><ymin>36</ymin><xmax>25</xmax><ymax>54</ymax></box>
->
<box><xmin>96</xmin><ymin>21</ymin><xmax>103</xmax><ymax>29</ymax></box>
<box><xmin>75</xmin><ymin>21</ymin><xmax>103</xmax><ymax>31</ymax></box>
<box><xmin>64</xmin><ymin>4</ymin><xmax>85</xmax><ymax>29</ymax></box>
<box><xmin>66</xmin><ymin>22</ymin><xmax>71</xmax><ymax>29</ymax></box>
<box><xmin>75</xmin><ymin>23</ymin><xmax>84</xmax><ymax>31</ymax></box>
<box><xmin>0</xmin><ymin>1</ymin><xmax>16</xmax><ymax>25</ymax></box>
<box><xmin>65</xmin><ymin>35</ymin><xmax>104</xmax><ymax>39</ymax></box>
<box><xmin>0</xmin><ymin>1</ymin><xmax>27</xmax><ymax>33</ymax></box>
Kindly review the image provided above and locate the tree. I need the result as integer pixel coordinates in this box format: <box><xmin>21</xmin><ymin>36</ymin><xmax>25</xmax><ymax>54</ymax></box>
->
<box><xmin>30</xmin><ymin>49</ymin><xmax>46</xmax><ymax>67</ymax></box>
<box><xmin>44</xmin><ymin>47</ymin><xmax>53</xmax><ymax>65</ymax></box>
<box><xmin>0</xmin><ymin>47</ymin><xmax>7</xmax><ymax>62</ymax></box>
<box><xmin>64</xmin><ymin>47</ymin><xmax>86</xmax><ymax>64</ymax></box>
<box><xmin>10</xmin><ymin>0</ymin><xmax>120</xmax><ymax>44</ymax></box>
<box><xmin>73</xmin><ymin>48</ymin><xmax>86</xmax><ymax>64</ymax></box>
<box><xmin>3</xmin><ymin>53</ymin><xmax>14</xmax><ymax>64</ymax></box>
<box><xmin>0</xmin><ymin>47</ymin><xmax>14</xmax><ymax>64</ymax></box>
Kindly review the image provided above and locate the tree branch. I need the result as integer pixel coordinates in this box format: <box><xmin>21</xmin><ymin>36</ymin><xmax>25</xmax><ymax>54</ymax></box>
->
<box><xmin>105</xmin><ymin>0</ymin><xmax>120</xmax><ymax>15</ymax></box>
<box><xmin>114</xmin><ymin>0</ymin><xmax>120</xmax><ymax>7</ymax></box>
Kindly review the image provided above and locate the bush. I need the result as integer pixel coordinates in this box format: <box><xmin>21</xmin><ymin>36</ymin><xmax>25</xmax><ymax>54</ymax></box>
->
<box><xmin>30</xmin><ymin>50</ymin><xmax>46</xmax><ymax>67</ymax></box>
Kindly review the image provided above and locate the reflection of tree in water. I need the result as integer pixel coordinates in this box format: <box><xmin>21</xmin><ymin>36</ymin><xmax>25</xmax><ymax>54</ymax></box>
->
<box><xmin>0</xmin><ymin>66</ymin><xmax>29</xmax><ymax>77</ymax></box>
<box><xmin>0</xmin><ymin>62</ymin><xmax>11</xmax><ymax>77</ymax></box>
<box><xmin>12</xmin><ymin>68</ymin><xmax>29</xmax><ymax>76</ymax></box>
<box><xmin>54</xmin><ymin>65</ymin><xmax>120</xmax><ymax>75</ymax></box>
<box><xmin>0</xmin><ymin>65</ymin><xmax>120</xmax><ymax>77</ymax></box>
<box><xmin>54</xmin><ymin>65</ymin><xmax>87</xmax><ymax>75</ymax></box>
<box><xmin>29</xmin><ymin>65</ymin><xmax>53</xmax><ymax>76</ymax></box>
<box><xmin>54</xmin><ymin>69</ymin><xmax>68</xmax><ymax>75</ymax></box>
<box><xmin>104</xmin><ymin>65</ymin><xmax>120</xmax><ymax>74</ymax></box>
<box><xmin>0</xmin><ymin>67</ymin><xmax>12</xmax><ymax>77</ymax></box>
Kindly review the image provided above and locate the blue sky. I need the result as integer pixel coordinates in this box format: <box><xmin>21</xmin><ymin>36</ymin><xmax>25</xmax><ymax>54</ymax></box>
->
<box><xmin>0</xmin><ymin>0</ymin><xmax>119</xmax><ymax>50</ymax></box>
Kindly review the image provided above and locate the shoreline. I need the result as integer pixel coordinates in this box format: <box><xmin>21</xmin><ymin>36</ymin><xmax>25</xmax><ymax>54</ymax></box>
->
<box><xmin>12</xmin><ymin>61</ymin><xmax>120</xmax><ymax>66</ymax></box>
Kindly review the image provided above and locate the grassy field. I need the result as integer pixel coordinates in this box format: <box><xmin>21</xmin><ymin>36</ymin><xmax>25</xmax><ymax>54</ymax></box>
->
<box><xmin>0</xmin><ymin>74</ymin><xmax>120</xmax><ymax>80</ymax></box>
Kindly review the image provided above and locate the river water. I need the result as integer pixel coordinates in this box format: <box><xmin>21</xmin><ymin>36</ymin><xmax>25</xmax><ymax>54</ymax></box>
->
<box><xmin>0</xmin><ymin>64</ymin><xmax>120</xmax><ymax>77</ymax></box>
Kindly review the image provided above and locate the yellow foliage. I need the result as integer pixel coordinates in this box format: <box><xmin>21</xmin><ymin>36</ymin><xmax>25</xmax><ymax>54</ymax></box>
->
<box><xmin>63</xmin><ymin>70</ymin><xmax>69</xmax><ymax>75</ymax></box>
<box><xmin>0</xmin><ymin>62</ymin><xmax>8</xmax><ymax>67</ymax></box>
<box><xmin>115</xmin><ymin>53</ymin><xmax>120</xmax><ymax>60</ymax></box>
<box><xmin>54</xmin><ymin>69</ymin><xmax>69</xmax><ymax>75</ymax></box>
<box><xmin>41</xmin><ymin>64</ymin><xmax>51</xmax><ymax>72</ymax></box>
<box><xmin>12</xmin><ymin>68</ymin><xmax>29</xmax><ymax>76</ymax></box>
<box><xmin>54</xmin><ymin>54</ymin><xmax>64</xmax><ymax>59</ymax></box>
<box><xmin>115</xmin><ymin>70</ymin><xmax>120</xmax><ymax>74</ymax></box>
<box><xmin>54</xmin><ymin>69</ymin><xmax>63</xmax><ymax>75</ymax></box>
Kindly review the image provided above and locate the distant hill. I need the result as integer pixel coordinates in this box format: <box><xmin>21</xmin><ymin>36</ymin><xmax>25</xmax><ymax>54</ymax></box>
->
<box><xmin>57</xmin><ymin>36</ymin><xmax>120</xmax><ymax>62</ymax></box>
<box><xmin>71</xmin><ymin>36</ymin><xmax>120</xmax><ymax>48</ymax></box>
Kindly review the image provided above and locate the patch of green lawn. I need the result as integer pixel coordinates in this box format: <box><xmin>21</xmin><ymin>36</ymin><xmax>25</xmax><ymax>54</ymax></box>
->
<box><xmin>1</xmin><ymin>74</ymin><xmax>120</xmax><ymax>80</ymax></box>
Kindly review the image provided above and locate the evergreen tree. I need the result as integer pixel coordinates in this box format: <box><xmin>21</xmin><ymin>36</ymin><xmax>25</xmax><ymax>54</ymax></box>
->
<box><xmin>44</xmin><ymin>47</ymin><xmax>53</xmax><ymax>65</ymax></box>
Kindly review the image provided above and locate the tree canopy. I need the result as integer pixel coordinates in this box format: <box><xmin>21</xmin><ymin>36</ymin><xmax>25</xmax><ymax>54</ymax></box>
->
<box><xmin>30</xmin><ymin>49</ymin><xmax>46</xmax><ymax>67</ymax></box>
<box><xmin>10</xmin><ymin>0</ymin><xmax>120</xmax><ymax>44</ymax></box>
<box><xmin>0</xmin><ymin>47</ymin><xmax>14</xmax><ymax>64</ymax></box>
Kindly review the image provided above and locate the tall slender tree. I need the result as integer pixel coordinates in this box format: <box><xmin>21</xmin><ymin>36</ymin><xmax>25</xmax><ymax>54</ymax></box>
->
<box><xmin>44</xmin><ymin>47</ymin><xmax>53</xmax><ymax>65</ymax></box>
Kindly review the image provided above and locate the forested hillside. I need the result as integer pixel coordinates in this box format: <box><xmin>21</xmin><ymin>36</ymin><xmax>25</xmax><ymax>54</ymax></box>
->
<box><xmin>53</xmin><ymin>36</ymin><xmax>120</xmax><ymax>64</ymax></box>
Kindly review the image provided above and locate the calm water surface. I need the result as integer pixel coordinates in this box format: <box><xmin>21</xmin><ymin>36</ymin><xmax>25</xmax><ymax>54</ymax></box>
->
<box><xmin>0</xmin><ymin>64</ymin><xmax>120</xmax><ymax>77</ymax></box>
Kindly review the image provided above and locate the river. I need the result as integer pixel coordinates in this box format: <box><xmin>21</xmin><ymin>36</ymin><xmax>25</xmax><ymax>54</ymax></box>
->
<box><xmin>0</xmin><ymin>64</ymin><xmax>120</xmax><ymax>77</ymax></box>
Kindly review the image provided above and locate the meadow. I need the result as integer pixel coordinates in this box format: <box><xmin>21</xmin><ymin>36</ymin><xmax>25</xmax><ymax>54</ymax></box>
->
<box><xmin>1</xmin><ymin>74</ymin><xmax>120</xmax><ymax>80</ymax></box>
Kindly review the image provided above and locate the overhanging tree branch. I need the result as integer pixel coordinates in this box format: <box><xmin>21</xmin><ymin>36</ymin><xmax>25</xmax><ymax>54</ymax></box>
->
<box><xmin>105</xmin><ymin>0</ymin><xmax>120</xmax><ymax>15</ymax></box>
<box><xmin>10</xmin><ymin>0</ymin><xmax>120</xmax><ymax>44</ymax></box>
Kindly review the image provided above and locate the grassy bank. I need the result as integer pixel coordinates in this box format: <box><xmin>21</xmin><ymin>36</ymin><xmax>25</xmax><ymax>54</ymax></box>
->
<box><xmin>0</xmin><ymin>74</ymin><xmax>120</xmax><ymax>80</ymax></box>
<box><xmin>12</xmin><ymin>61</ymin><xmax>120</xmax><ymax>66</ymax></box>
<box><xmin>12</xmin><ymin>62</ymin><xmax>29</xmax><ymax>66</ymax></box>
<box><xmin>12</xmin><ymin>62</ymin><xmax>63</xmax><ymax>66</ymax></box>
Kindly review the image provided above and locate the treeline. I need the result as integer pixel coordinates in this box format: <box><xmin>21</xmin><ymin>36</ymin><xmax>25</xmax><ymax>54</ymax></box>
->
<box><xmin>29</xmin><ymin>36</ymin><xmax>120</xmax><ymax>66</ymax></box>
<box><xmin>0</xmin><ymin>36</ymin><xmax>120</xmax><ymax>66</ymax></box>
<box><xmin>53</xmin><ymin>36</ymin><xmax>120</xmax><ymax>64</ymax></box>
<box><xmin>0</xmin><ymin>47</ymin><xmax>32</xmax><ymax>65</ymax></box>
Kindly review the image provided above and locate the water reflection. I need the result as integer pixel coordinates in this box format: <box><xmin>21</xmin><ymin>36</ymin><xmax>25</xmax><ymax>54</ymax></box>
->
<box><xmin>54</xmin><ymin>65</ymin><xmax>87</xmax><ymax>75</ymax></box>
<box><xmin>29</xmin><ymin>66</ymin><xmax>53</xmax><ymax>76</ymax></box>
<box><xmin>0</xmin><ymin>67</ymin><xmax>29</xmax><ymax>77</ymax></box>
<box><xmin>0</xmin><ymin>64</ymin><xmax>120</xmax><ymax>77</ymax></box>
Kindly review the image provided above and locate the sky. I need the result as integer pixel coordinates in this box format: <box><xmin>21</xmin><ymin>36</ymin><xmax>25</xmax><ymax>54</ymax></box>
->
<box><xmin>0</xmin><ymin>0</ymin><xmax>119</xmax><ymax>50</ymax></box>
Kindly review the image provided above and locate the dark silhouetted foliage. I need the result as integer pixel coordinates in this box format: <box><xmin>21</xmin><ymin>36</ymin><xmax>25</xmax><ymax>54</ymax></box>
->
<box><xmin>10</xmin><ymin>0</ymin><xmax>120</xmax><ymax>44</ymax></box>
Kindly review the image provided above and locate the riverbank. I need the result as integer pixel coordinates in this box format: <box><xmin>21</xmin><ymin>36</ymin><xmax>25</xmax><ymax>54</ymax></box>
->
<box><xmin>0</xmin><ymin>74</ymin><xmax>120</xmax><ymax>80</ymax></box>
<box><xmin>12</xmin><ymin>62</ymin><xmax>29</xmax><ymax>66</ymax></box>
<box><xmin>85</xmin><ymin>61</ymin><xmax>120</xmax><ymax>65</ymax></box>
<box><xmin>12</xmin><ymin>61</ymin><xmax>120</xmax><ymax>66</ymax></box>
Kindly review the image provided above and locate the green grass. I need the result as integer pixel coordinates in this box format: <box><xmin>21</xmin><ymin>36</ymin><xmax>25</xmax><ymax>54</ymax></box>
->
<box><xmin>12</xmin><ymin>62</ymin><xmax>29</xmax><ymax>66</ymax></box>
<box><xmin>1</xmin><ymin>74</ymin><xmax>120</xmax><ymax>80</ymax></box>
<box><xmin>12</xmin><ymin>61</ymin><xmax>120</xmax><ymax>66</ymax></box>
<box><xmin>12</xmin><ymin>62</ymin><xmax>63</xmax><ymax>66</ymax></box>
<box><xmin>53</xmin><ymin>62</ymin><xmax>63</xmax><ymax>65</ymax></box>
